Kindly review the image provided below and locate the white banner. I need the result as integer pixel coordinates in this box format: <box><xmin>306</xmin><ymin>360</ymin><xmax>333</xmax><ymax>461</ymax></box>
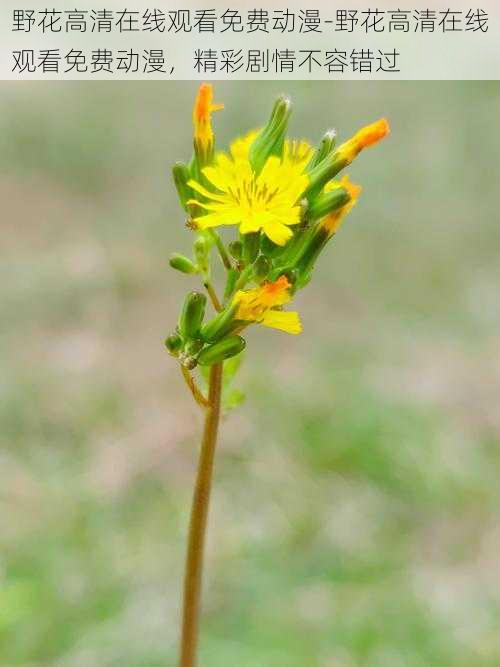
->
<box><xmin>1</xmin><ymin>0</ymin><xmax>498</xmax><ymax>80</ymax></box>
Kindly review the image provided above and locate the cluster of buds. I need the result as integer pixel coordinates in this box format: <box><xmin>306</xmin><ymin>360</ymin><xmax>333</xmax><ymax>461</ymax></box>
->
<box><xmin>166</xmin><ymin>84</ymin><xmax>389</xmax><ymax>373</ymax></box>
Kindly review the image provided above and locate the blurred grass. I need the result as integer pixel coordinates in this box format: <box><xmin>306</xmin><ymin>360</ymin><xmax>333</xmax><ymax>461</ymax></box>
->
<box><xmin>1</xmin><ymin>82</ymin><xmax>500</xmax><ymax>667</ymax></box>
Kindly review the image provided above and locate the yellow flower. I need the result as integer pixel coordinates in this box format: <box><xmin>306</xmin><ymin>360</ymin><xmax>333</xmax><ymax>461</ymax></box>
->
<box><xmin>193</xmin><ymin>83</ymin><xmax>224</xmax><ymax>161</ymax></box>
<box><xmin>233</xmin><ymin>275</ymin><xmax>302</xmax><ymax>334</ymax></box>
<box><xmin>321</xmin><ymin>176</ymin><xmax>362</xmax><ymax>236</ymax></box>
<box><xmin>337</xmin><ymin>118</ymin><xmax>390</xmax><ymax>164</ymax></box>
<box><xmin>188</xmin><ymin>133</ymin><xmax>313</xmax><ymax>246</ymax></box>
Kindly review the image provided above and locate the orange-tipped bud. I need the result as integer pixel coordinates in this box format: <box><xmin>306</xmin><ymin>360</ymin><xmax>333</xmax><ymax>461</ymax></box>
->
<box><xmin>193</xmin><ymin>83</ymin><xmax>224</xmax><ymax>166</ymax></box>
<box><xmin>337</xmin><ymin>118</ymin><xmax>390</xmax><ymax>163</ymax></box>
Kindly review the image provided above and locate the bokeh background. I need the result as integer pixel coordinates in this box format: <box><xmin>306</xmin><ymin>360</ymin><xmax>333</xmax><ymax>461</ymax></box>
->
<box><xmin>1</xmin><ymin>82</ymin><xmax>500</xmax><ymax>667</ymax></box>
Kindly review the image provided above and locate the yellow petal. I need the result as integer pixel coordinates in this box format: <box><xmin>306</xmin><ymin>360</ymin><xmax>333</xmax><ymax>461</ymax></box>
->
<box><xmin>194</xmin><ymin>211</ymin><xmax>238</xmax><ymax>228</ymax></box>
<box><xmin>261</xmin><ymin>310</ymin><xmax>302</xmax><ymax>334</ymax></box>
<box><xmin>230</xmin><ymin>130</ymin><xmax>259</xmax><ymax>160</ymax></box>
<box><xmin>187</xmin><ymin>179</ymin><xmax>227</xmax><ymax>203</ymax></box>
<box><xmin>263</xmin><ymin>221</ymin><xmax>293</xmax><ymax>246</ymax></box>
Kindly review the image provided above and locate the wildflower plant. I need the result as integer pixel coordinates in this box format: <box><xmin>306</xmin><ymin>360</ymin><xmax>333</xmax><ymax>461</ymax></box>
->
<box><xmin>166</xmin><ymin>83</ymin><xmax>389</xmax><ymax>666</ymax></box>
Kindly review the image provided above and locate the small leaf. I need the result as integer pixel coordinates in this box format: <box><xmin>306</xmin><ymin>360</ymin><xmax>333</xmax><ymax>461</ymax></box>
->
<box><xmin>224</xmin><ymin>388</ymin><xmax>245</xmax><ymax>410</ymax></box>
<box><xmin>223</xmin><ymin>351</ymin><xmax>245</xmax><ymax>386</ymax></box>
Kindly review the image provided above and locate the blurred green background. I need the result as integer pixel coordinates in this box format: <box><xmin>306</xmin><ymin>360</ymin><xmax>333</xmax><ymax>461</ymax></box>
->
<box><xmin>1</xmin><ymin>82</ymin><xmax>500</xmax><ymax>667</ymax></box>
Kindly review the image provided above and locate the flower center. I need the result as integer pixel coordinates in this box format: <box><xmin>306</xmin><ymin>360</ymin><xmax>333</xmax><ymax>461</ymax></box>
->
<box><xmin>228</xmin><ymin>178</ymin><xmax>279</xmax><ymax>213</ymax></box>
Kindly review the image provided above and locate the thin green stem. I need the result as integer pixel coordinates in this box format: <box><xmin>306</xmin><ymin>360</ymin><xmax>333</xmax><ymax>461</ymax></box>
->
<box><xmin>209</xmin><ymin>230</ymin><xmax>232</xmax><ymax>271</ymax></box>
<box><xmin>231</xmin><ymin>265</ymin><xmax>254</xmax><ymax>295</ymax></box>
<box><xmin>179</xmin><ymin>362</ymin><xmax>223</xmax><ymax>667</ymax></box>
<box><xmin>203</xmin><ymin>280</ymin><xmax>223</xmax><ymax>312</ymax></box>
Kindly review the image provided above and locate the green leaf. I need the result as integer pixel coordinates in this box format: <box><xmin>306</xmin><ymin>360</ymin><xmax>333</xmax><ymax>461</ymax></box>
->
<box><xmin>223</xmin><ymin>388</ymin><xmax>246</xmax><ymax>410</ymax></box>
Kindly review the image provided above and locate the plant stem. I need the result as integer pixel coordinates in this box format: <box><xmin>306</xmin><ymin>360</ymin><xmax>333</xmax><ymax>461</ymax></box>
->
<box><xmin>231</xmin><ymin>265</ymin><xmax>254</xmax><ymax>296</ymax></box>
<box><xmin>203</xmin><ymin>280</ymin><xmax>223</xmax><ymax>312</ymax></box>
<box><xmin>180</xmin><ymin>366</ymin><xmax>209</xmax><ymax>409</ymax></box>
<box><xmin>209</xmin><ymin>230</ymin><xmax>232</xmax><ymax>271</ymax></box>
<box><xmin>179</xmin><ymin>362</ymin><xmax>223</xmax><ymax>667</ymax></box>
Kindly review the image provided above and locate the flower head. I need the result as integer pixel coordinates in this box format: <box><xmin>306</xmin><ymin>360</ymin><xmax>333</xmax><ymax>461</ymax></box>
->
<box><xmin>188</xmin><ymin>133</ymin><xmax>313</xmax><ymax>246</ymax></box>
<box><xmin>193</xmin><ymin>83</ymin><xmax>224</xmax><ymax>164</ymax></box>
<box><xmin>233</xmin><ymin>275</ymin><xmax>302</xmax><ymax>334</ymax></box>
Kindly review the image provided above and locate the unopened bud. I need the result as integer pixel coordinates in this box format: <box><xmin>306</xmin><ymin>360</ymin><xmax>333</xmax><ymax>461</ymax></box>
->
<box><xmin>293</xmin><ymin>180</ymin><xmax>360</xmax><ymax>286</ymax></box>
<box><xmin>308</xmin><ymin>130</ymin><xmax>337</xmax><ymax>170</ymax></box>
<box><xmin>179</xmin><ymin>291</ymin><xmax>207</xmax><ymax>339</ymax></box>
<box><xmin>307</xmin><ymin>119</ymin><xmax>389</xmax><ymax>200</ymax></box>
<box><xmin>249</xmin><ymin>95</ymin><xmax>292</xmax><ymax>174</ymax></box>
<box><xmin>172</xmin><ymin>162</ymin><xmax>192</xmax><ymax>211</ymax></box>
<box><xmin>165</xmin><ymin>333</ymin><xmax>182</xmax><ymax>355</ymax></box>
<box><xmin>200</xmin><ymin>303</ymin><xmax>238</xmax><ymax>342</ymax></box>
<box><xmin>192</xmin><ymin>83</ymin><xmax>223</xmax><ymax>169</ymax></box>
<box><xmin>169</xmin><ymin>253</ymin><xmax>197</xmax><ymax>274</ymax></box>
<box><xmin>308</xmin><ymin>186</ymin><xmax>350</xmax><ymax>221</ymax></box>
<box><xmin>197</xmin><ymin>335</ymin><xmax>246</xmax><ymax>366</ymax></box>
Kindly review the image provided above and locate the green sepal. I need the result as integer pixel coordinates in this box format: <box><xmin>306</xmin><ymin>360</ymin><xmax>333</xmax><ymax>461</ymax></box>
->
<box><xmin>241</xmin><ymin>232</ymin><xmax>260</xmax><ymax>265</ymax></box>
<box><xmin>293</xmin><ymin>226</ymin><xmax>330</xmax><ymax>287</ymax></box>
<box><xmin>200</xmin><ymin>303</ymin><xmax>238</xmax><ymax>343</ymax></box>
<box><xmin>197</xmin><ymin>335</ymin><xmax>246</xmax><ymax>366</ymax></box>
<box><xmin>253</xmin><ymin>255</ymin><xmax>271</xmax><ymax>281</ymax></box>
<box><xmin>178</xmin><ymin>291</ymin><xmax>207</xmax><ymax>339</ymax></box>
<box><xmin>224</xmin><ymin>268</ymin><xmax>240</xmax><ymax>302</ymax></box>
<box><xmin>228</xmin><ymin>240</ymin><xmax>243</xmax><ymax>260</ymax></box>
<box><xmin>260</xmin><ymin>234</ymin><xmax>288</xmax><ymax>259</ymax></box>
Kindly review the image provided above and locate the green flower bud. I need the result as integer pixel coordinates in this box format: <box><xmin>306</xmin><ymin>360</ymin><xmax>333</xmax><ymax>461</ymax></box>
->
<box><xmin>165</xmin><ymin>333</ymin><xmax>182</xmax><ymax>355</ymax></box>
<box><xmin>241</xmin><ymin>232</ymin><xmax>260</xmax><ymax>265</ymax></box>
<box><xmin>307</xmin><ymin>130</ymin><xmax>337</xmax><ymax>170</ymax></box>
<box><xmin>228</xmin><ymin>240</ymin><xmax>243</xmax><ymax>260</ymax></box>
<box><xmin>169</xmin><ymin>253</ymin><xmax>198</xmax><ymax>274</ymax></box>
<box><xmin>253</xmin><ymin>255</ymin><xmax>271</xmax><ymax>281</ymax></box>
<box><xmin>172</xmin><ymin>162</ymin><xmax>192</xmax><ymax>211</ymax></box>
<box><xmin>200</xmin><ymin>303</ymin><xmax>238</xmax><ymax>343</ymax></box>
<box><xmin>249</xmin><ymin>96</ymin><xmax>292</xmax><ymax>174</ymax></box>
<box><xmin>194</xmin><ymin>233</ymin><xmax>211</xmax><ymax>275</ymax></box>
<box><xmin>178</xmin><ymin>291</ymin><xmax>207</xmax><ymax>339</ymax></box>
<box><xmin>308</xmin><ymin>187</ymin><xmax>350</xmax><ymax>221</ymax></box>
<box><xmin>197</xmin><ymin>335</ymin><xmax>246</xmax><ymax>366</ymax></box>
